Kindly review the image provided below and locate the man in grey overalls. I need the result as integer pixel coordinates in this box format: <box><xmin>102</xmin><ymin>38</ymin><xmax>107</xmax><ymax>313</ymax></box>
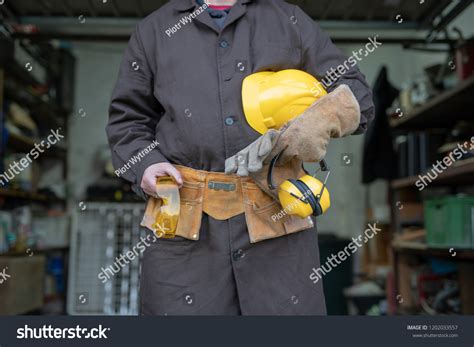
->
<box><xmin>107</xmin><ymin>0</ymin><xmax>374</xmax><ymax>315</ymax></box>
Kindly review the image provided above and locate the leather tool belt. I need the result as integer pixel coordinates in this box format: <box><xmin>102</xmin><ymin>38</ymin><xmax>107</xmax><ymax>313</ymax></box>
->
<box><xmin>141</xmin><ymin>165</ymin><xmax>314</xmax><ymax>243</ymax></box>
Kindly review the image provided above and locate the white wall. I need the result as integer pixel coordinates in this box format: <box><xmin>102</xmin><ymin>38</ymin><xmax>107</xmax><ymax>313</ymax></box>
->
<box><xmin>69</xmin><ymin>42</ymin><xmax>125</xmax><ymax>198</ymax></box>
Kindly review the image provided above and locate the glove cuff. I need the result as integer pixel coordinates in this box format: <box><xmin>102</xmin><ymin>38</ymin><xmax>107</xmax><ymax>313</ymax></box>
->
<box><xmin>312</xmin><ymin>84</ymin><xmax>361</xmax><ymax>137</ymax></box>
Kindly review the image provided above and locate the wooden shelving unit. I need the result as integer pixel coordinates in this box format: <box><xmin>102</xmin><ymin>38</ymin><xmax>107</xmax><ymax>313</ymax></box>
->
<box><xmin>3</xmin><ymin>65</ymin><xmax>65</xmax><ymax>128</ymax></box>
<box><xmin>0</xmin><ymin>46</ymin><xmax>69</xmax><ymax>199</ymax></box>
<box><xmin>7</xmin><ymin>132</ymin><xmax>67</xmax><ymax>159</ymax></box>
<box><xmin>0</xmin><ymin>188</ymin><xmax>65</xmax><ymax>203</ymax></box>
<box><xmin>0</xmin><ymin>246</ymin><xmax>69</xmax><ymax>257</ymax></box>
<box><xmin>389</xmin><ymin>73</ymin><xmax>474</xmax><ymax>315</ymax></box>
<box><xmin>0</xmin><ymin>38</ymin><xmax>73</xmax><ymax>315</ymax></box>
<box><xmin>391</xmin><ymin>158</ymin><xmax>474</xmax><ymax>189</ymax></box>
<box><xmin>392</xmin><ymin>241</ymin><xmax>474</xmax><ymax>261</ymax></box>
<box><xmin>390</xmin><ymin>76</ymin><xmax>474</xmax><ymax>131</ymax></box>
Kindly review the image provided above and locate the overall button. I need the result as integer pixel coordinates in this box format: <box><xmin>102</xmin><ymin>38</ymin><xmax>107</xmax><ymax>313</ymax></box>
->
<box><xmin>225</xmin><ymin>117</ymin><xmax>235</xmax><ymax>126</ymax></box>
<box><xmin>219</xmin><ymin>40</ymin><xmax>229</xmax><ymax>48</ymax></box>
<box><xmin>233</xmin><ymin>249</ymin><xmax>245</xmax><ymax>261</ymax></box>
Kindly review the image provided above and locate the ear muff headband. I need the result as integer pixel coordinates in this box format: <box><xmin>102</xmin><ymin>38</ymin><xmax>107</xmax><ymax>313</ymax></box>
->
<box><xmin>288</xmin><ymin>178</ymin><xmax>315</xmax><ymax>209</ymax></box>
<box><xmin>267</xmin><ymin>149</ymin><xmax>329</xmax><ymax>190</ymax></box>
<box><xmin>267</xmin><ymin>149</ymin><xmax>284</xmax><ymax>190</ymax></box>
<box><xmin>289</xmin><ymin>178</ymin><xmax>322</xmax><ymax>216</ymax></box>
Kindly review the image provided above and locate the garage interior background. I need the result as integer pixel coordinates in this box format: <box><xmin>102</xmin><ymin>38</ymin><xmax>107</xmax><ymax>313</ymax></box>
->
<box><xmin>0</xmin><ymin>0</ymin><xmax>473</xmax><ymax>315</ymax></box>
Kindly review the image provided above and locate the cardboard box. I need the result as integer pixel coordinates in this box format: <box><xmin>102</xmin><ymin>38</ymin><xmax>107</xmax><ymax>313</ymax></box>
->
<box><xmin>0</xmin><ymin>255</ymin><xmax>45</xmax><ymax>315</ymax></box>
<box><xmin>398</xmin><ymin>203</ymin><xmax>424</xmax><ymax>224</ymax></box>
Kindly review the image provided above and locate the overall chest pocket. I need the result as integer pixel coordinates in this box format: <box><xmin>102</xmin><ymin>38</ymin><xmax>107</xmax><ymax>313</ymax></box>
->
<box><xmin>250</xmin><ymin>43</ymin><xmax>302</xmax><ymax>72</ymax></box>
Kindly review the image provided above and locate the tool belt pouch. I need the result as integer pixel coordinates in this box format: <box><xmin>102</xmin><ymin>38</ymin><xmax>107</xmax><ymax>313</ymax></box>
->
<box><xmin>141</xmin><ymin>181</ymin><xmax>205</xmax><ymax>241</ymax></box>
<box><xmin>202</xmin><ymin>177</ymin><xmax>245</xmax><ymax>221</ymax></box>
<box><xmin>141</xmin><ymin>164</ymin><xmax>314</xmax><ymax>243</ymax></box>
<box><xmin>244</xmin><ymin>162</ymin><xmax>315</xmax><ymax>243</ymax></box>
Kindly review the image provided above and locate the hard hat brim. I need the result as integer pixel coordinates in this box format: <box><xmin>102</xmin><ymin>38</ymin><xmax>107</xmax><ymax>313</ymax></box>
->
<box><xmin>242</xmin><ymin>72</ymin><xmax>273</xmax><ymax>135</ymax></box>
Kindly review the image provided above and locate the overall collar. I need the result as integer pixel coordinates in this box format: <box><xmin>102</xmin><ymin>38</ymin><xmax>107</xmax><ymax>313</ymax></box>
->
<box><xmin>173</xmin><ymin>0</ymin><xmax>253</xmax><ymax>13</ymax></box>
<box><xmin>172</xmin><ymin>0</ymin><xmax>254</xmax><ymax>33</ymax></box>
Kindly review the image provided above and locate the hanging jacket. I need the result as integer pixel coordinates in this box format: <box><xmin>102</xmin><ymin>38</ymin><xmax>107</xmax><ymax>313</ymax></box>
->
<box><xmin>362</xmin><ymin>66</ymin><xmax>399</xmax><ymax>183</ymax></box>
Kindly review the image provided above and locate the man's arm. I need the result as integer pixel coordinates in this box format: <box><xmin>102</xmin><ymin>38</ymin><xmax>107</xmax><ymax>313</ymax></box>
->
<box><xmin>295</xmin><ymin>6</ymin><xmax>375</xmax><ymax>134</ymax></box>
<box><xmin>106</xmin><ymin>25</ymin><xmax>168</xmax><ymax>200</ymax></box>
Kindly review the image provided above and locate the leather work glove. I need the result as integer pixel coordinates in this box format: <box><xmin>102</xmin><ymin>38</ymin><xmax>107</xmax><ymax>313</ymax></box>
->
<box><xmin>267</xmin><ymin>84</ymin><xmax>361</xmax><ymax>165</ymax></box>
<box><xmin>225</xmin><ymin>129</ymin><xmax>280</xmax><ymax>176</ymax></box>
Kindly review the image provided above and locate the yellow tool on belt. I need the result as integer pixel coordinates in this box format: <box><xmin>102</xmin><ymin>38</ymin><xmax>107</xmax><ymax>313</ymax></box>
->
<box><xmin>242</xmin><ymin>69</ymin><xmax>331</xmax><ymax>218</ymax></box>
<box><xmin>152</xmin><ymin>176</ymin><xmax>180</xmax><ymax>238</ymax></box>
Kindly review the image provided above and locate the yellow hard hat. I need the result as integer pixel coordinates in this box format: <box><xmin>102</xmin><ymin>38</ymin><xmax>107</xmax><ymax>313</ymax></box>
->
<box><xmin>242</xmin><ymin>69</ymin><xmax>327</xmax><ymax>134</ymax></box>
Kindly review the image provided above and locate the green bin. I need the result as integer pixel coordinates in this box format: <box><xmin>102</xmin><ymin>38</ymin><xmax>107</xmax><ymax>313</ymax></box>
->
<box><xmin>424</xmin><ymin>196</ymin><xmax>474</xmax><ymax>249</ymax></box>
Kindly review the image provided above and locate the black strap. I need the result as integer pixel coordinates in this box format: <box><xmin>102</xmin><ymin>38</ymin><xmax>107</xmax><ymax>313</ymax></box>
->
<box><xmin>267</xmin><ymin>149</ymin><xmax>285</xmax><ymax>190</ymax></box>
<box><xmin>268</xmin><ymin>150</ymin><xmax>330</xmax><ymax>191</ymax></box>
<box><xmin>319</xmin><ymin>159</ymin><xmax>329</xmax><ymax>172</ymax></box>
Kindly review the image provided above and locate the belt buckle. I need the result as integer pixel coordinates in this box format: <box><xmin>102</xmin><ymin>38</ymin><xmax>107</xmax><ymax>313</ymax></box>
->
<box><xmin>208</xmin><ymin>181</ymin><xmax>236</xmax><ymax>192</ymax></box>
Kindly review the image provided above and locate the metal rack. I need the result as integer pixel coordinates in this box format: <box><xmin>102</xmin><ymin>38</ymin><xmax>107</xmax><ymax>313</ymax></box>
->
<box><xmin>67</xmin><ymin>203</ymin><xmax>146</xmax><ymax>315</ymax></box>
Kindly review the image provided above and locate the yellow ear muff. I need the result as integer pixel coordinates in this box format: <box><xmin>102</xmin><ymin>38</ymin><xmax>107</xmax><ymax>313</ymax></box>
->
<box><xmin>278</xmin><ymin>175</ymin><xmax>330</xmax><ymax>218</ymax></box>
<box><xmin>267</xmin><ymin>151</ymin><xmax>331</xmax><ymax>219</ymax></box>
